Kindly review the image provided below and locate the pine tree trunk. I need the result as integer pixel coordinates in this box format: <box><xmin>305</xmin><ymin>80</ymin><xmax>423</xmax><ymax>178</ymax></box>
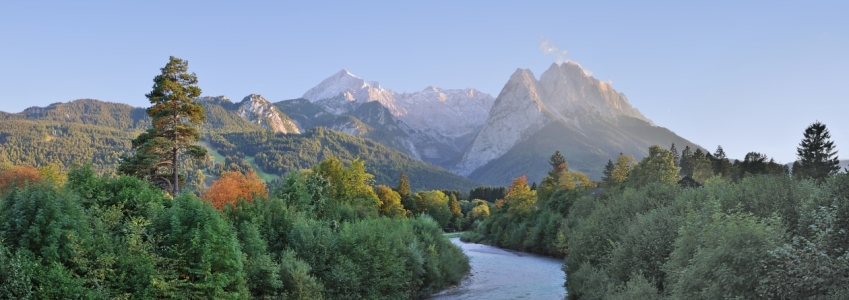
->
<box><xmin>172</xmin><ymin>106</ymin><xmax>179</xmax><ymax>195</ymax></box>
<box><xmin>173</xmin><ymin>146</ymin><xmax>179</xmax><ymax>195</ymax></box>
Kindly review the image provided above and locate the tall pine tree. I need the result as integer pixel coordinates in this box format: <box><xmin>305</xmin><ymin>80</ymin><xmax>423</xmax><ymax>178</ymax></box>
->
<box><xmin>119</xmin><ymin>56</ymin><xmax>207</xmax><ymax>194</ymax></box>
<box><xmin>670</xmin><ymin>143</ymin><xmax>680</xmax><ymax>167</ymax></box>
<box><xmin>712</xmin><ymin>145</ymin><xmax>732</xmax><ymax>177</ymax></box>
<box><xmin>794</xmin><ymin>121</ymin><xmax>840</xmax><ymax>181</ymax></box>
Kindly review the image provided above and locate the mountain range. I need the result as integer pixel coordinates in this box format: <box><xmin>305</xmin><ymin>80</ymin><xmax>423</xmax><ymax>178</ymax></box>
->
<box><xmin>0</xmin><ymin>62</ymin><xmax>702</xmax><ymax>188</ymax></box>
<box><xmin>281</xmin><ymin>63</ymin><xmax>700</xmax><ymax>184</ymax></box>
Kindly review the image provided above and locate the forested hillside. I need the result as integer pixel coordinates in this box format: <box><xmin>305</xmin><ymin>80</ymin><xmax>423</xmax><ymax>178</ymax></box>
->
<box><xmin>0</xmin><ymin>119</ymin><xmax>140</xmax><ymax>174</ymax></box>
<box><xmin>2</xmin><ymin>99</ymin><xmax>150</xmax><ymax>130</ymax></box>
<box><xmin>0</xmin><ymin>99</ymin><xmax>479</xmax><ymax>191</ymax></box>
<box><xmin>209</xmin><ymin>127</ymin><xmax>481</xmax><ymax>191</ymax></box>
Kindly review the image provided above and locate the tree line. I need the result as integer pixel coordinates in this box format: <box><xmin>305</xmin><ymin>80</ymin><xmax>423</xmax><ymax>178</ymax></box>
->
<box><xmin>0</xmin><ymin>57</ymin><xmax>471</xmax><ymax>299</ymax></box>
<box><xmin>464</xmin><ymin>120</ymin><xmax>846</xmax><ymax>299</ymax></box>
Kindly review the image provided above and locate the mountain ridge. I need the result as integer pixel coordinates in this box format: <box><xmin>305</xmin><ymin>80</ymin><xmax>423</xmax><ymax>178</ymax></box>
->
<box><xmin>457</xmin><ymin>62</ymin><xmax>701</xmax><ymax>184</ymax></box>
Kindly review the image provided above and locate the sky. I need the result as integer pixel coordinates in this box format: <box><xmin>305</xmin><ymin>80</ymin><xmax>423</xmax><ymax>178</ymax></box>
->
<box><xmin>1</xmin><ymin>1</ymin><xmax>847</xmax><ymax>164</ymax></box>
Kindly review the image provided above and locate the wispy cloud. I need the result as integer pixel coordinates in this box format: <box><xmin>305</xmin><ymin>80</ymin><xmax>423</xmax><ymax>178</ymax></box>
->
<box><xmin>539</xmin><ymin>36</ymin><xmax>567</xmax><ymax>64</ymax></box>
<box><xmin>538</xmin><ymin>37</ymin><xmax>595</xmax><ymax>76</ymax></box>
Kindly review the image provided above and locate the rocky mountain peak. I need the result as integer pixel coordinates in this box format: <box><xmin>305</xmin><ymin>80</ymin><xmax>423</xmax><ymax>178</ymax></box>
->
<box><xmin>299</xmin><ymin>69</ymin><xmax>496</xmax><ymax>167</ymax></box>
<box><xmin>237</xmin><ymin>94</ymin><xmax>299</xmax><ymax>134</ymax></box>
<box><xmin>303</xmin><ymin>69</ymin><xmax>400</xmax><ymax>116</ymax></box>
<box><xmin>302</xmin><ymin>69</ymin><xmax>369</xmax><ymax>102</ymax></box>
<box><xmin>453</xmin><ymin>68</ymin><xmax>549</xmax><ymax>176</ymax></box>
<box><xmin>538</xmin><ymin>62</ymin><xmax>652</xmax><ymax>125</ymax></box>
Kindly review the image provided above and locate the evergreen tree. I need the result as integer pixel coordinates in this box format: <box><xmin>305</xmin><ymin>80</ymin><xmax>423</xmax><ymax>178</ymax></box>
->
<box><xmin>548</xmin><ymin>150</ymin><xmax>567</xmax><ymax>179</ymax></box>
<box><xmin>794</xmin><ymin>121</ymin><xmax>840</xmax><ymax>181</ymax></box>
<box><xmin>679</xmin><ymin>145</ymin><xmax>694</xmax><ymax>177</ymax></box>
<box><xmin>712</xmin><ymin>146</ymin><xmax>732</xmax><ymax>177</ymax></box>
<box><xmin>601</xmin><ymin>159</ymin><xmax>615</xmax><ymax>186</ymax></box>
<box><xmin>670</xmin><ymin>143</ymin><xmax>680</xmax><ymax>167</ymax></box>
<box><xmin>396</xmin><ymin>171</ymin><xmax>411</xmax><ymax>199</ymax></box>
<box><xmin>119</xmin><ymin>56</ymin><xmax>207</xmax><ymax>194</ymax></box>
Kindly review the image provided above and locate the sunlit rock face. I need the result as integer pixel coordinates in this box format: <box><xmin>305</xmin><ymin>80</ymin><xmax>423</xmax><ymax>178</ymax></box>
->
<box><xmin>302</xmin><ymin>69</ymin><xmax>401</xmax><ymax>115</ymax></box>
<box><xmin>537</xmin><ymin>62</ymin><xmax>651</xmax><ymax>125</ymax></box>
<box><xmin>455</xmin><ymin>62</ymin><xmax>658</xmax><ymax>177</ymax></box>
<box><xmin>453</xmin><ymin>69</ymin><xmax>549</xmax><ymax>176</ymax></box>
<box><xmin>395</xmin><ymin>86</ymin><xmax>494</xmax><ymax>164</ymax></box>
<box><xmin>301</xmin><ymin>69</ymin><xmax>495</xmax><ymax>167</ymax></box>
<box><xmin>237</xmin><ymin>94</ymin><xmax>299</xmax><ymax>134</ymax></box>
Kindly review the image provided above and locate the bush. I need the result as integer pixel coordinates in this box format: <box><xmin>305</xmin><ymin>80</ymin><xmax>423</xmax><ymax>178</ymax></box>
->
<box><xmin>150</xmin><ymin>194</ymin><xmax>248</xmax><ymax>299</ymax></box>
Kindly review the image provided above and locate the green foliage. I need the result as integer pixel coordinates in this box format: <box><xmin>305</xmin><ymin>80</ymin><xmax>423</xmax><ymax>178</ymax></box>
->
<box><xmin>563</xmin><ymin>170</ymin><xmax>849</xmax><ymax>299</ymax></box>
<box><xmin>623</xmin><ymin>145</ymin><xmax>678</xmax><ymax>188</ymax></box>
<box><xmin>665</xmin><ymin>212</ymin><xmax>783</xmax><ymax>299</ymax></box>
<box><xmin>468</xmin><ymin>185</ymin><xmax>506</xmax><ymax>203</ymax></box>
<box><xmin>794</xmin><ymin>121</ymin><xmax>841</xmax><ymax>182</ymax></box>
<box><xmin>0</xmin><ymin>94</ymin><xmax>474</xmax><ymax>300</ymax></box>
<box><xmin>0</xmin><ymin>182</ymin><xmax>90</xmax><ymax>266</ymax></box>
<box><xmin>396</xmin><ymin>170</ymin><xmax>411</xmax><ymax>198</ymax></box>
<box><xmin>375</xmin><ymin>185</ymin><xmax>406</xmax><ymax>219</ymax></box>
<box><xmin>413</xmin><ymin>190</ymin><xmax>452</xmax><ymax>228</ymax></box>
<box><xmin>711</xmin><ymin>145</ymin><xmax>732</xmax><ymax>178</ymax></box>
<box><xmin>0</xmin><ymin>242</ymin><xmax>33</xmax><ymax>299</ymax></box>
<box><xmin>120</xmin><ymin>56</ymin><xmax>207</xmax><ymax>195</ymax></box>
<box><xmin>278</xmin><ymin>249</ymin><xmax>324</xmax><ymax>300</ymax></box>
<box><xmin>731</xmin><ymin>152</ymin><xmax>788</xmax><ymax>182</ymax></box>
<box><xmin>605</xmin><ymin>274</ymin><xmax>662</xmax><ymax>300</ymax></box>
<box><xmin>314</xmin><ymin>157</ymin><xmax>379</xmax><ymax>220</ymax></box>
<box><xmin>150</xmin><ymin>194</ymin><xmax>248</xmax><ymax>299</ymax></box>
<box><xmin>465</xmin><ymin>154</ymin><xmax>593</xmax><ymax>257</ymax></box>
<box><xmin>214</xmin><ymin>128</ymin><xmax>480</xmax><ymax>191</ymax></box>
<box><xmin>0</xmin><ymin>120</ymin><xmax>139</xmax><ymax>174</ymax></box>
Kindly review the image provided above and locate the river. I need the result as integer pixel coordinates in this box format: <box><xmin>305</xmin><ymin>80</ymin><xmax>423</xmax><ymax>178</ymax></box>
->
<box><xmin>429</xmin><ymin>238</ymin><xmax>567</xmax><ymax>300</ymax></box>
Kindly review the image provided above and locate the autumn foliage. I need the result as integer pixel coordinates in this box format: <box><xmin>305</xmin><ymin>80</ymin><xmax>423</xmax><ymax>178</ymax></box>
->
<box><xmin>0</xmin><ymin>165</ymin><xmax>40</xmax><ymax>191</ymax></box>
<box><xmin>202</xmin><ymin>171</ymin><xmax>267</xmax><ymax>210</ymax></box>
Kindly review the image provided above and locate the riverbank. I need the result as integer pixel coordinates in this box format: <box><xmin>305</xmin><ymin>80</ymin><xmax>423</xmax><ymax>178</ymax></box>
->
<box><xmin>429</xmin><ymin>238</ymin><xmax>567</xmax><ymax>300</ymax></box>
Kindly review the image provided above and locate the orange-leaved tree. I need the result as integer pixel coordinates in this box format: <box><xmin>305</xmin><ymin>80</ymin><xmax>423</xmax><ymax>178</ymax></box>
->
<box><xmin>0</xmin><ymin>165</ymin><xmax>40</xmax><ymax>191</ymax></box>
<box><xmin>202</xmin><ymin>170</ymin><xmax>267</xmax><ymax>210</ymax></box>
<box><xmin>504</xmin><ymin>175</ymin><xmax>537</xmax><ymax>215</ymax></box>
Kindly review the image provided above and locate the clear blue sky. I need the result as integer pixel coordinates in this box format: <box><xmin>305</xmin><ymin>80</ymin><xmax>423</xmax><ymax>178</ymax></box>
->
<box><xmin>2</xmin><ymin>1</ymin><xmax>847</xmax><ymax>164</ymax></box>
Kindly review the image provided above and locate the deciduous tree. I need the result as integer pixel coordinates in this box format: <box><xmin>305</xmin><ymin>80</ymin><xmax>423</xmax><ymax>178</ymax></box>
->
<box><xmin>375</xmin><ymin>185</ymin><xmax>405</xmax><ymax>219</ymax></box>
<box><xmin>624</xmin><ymin>145</ymin><xmax>678</xmax><ymax>188</ymax></box>
<box><xmin>0</xmin><ymin>165</ymin><xmax>40</xmax><ymax>191</ymax></box>
<box><xmin>203</xmin><ymin>171</ymin><xmax>267</xmax><ymax>210</ymax></box>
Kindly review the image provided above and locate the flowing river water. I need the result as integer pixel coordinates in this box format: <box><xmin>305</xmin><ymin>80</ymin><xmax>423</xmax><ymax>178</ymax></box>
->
<box><xmin>429</xmin><ymin>238</ymin><xmax>567</xmax><ymax>300</ymax></box>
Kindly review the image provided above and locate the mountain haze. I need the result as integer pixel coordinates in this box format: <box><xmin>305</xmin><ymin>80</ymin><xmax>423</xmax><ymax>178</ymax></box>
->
<box><xmin>292</xmin><ymin>69</ymin><xmax>495</xmax><ymax>167</ymax></box>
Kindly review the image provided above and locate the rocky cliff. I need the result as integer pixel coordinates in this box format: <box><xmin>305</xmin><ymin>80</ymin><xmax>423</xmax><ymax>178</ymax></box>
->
<box><xmin>298</xmin><ymin>70</ymin><xmax>495</xmax><ymax>167</ymax></box>
<box><xmin>236</xmin><ymin>94</ymin><xmax>300</xmax><ymax>134</ymax></box>
<box><xmin>456</xmin><ymin>62</ymin><xmax>699</xmax><ymax>184</ymax></box>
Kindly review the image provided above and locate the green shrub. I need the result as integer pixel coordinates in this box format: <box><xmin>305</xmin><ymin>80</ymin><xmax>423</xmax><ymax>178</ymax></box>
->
<box><xmin>150</xmin><ymin>194</ymin><xmax>248</xmax><ymax>299</ymax></box>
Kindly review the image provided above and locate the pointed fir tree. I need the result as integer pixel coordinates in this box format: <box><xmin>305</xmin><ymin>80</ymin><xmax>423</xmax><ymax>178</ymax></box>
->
<box><xmin>396</xmin><ymin>170</ymin><xmax>411</xmax><ymax>199</ymax></box>
<box><xmin>712</xmin><ymin>145</ymin><xmax>732</xmax><ymax>177</ymax></box>
<box><xmin>678</xmin><ymin>145</ymin><xmax>694</xmax><ymax>177</ymax></box>
<box><xmin>670</xmin><ymin>143</ymin><xmax>680</xmax><ymax>167</ymax></box>
<box><xmin>601</xmin><ymin>159</ymin><xmax>615</xmax><ymax>186</ymax></box>
<box><xmin>548</xmin><ymin>150</ymin><xmax>567</xmax><ymax>179</ymax></box>
<box><xmin>794</xmin><ymin>121</ymin><xmax>840</xmax><ymax>181</ymax></box>
<box><xmin>119</xmin><ymin>56</ymin><xmax>207</xmax><ymax>195</ymax></box>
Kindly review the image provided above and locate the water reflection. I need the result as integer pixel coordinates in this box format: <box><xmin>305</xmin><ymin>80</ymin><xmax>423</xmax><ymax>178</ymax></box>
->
<box><xmin>429</xmin><ymin>238</ymin><xmax>566</xmax><ymax>300</ymax></box>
